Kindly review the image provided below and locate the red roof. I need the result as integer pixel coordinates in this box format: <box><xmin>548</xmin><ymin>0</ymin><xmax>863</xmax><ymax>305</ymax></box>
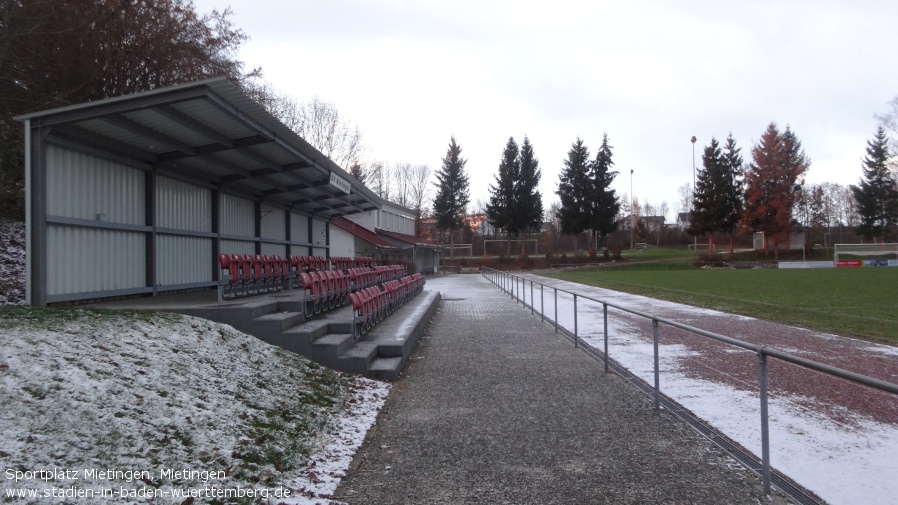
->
<box><xmin>376</xmin><ymin>229</ymin><xmax>437</xmax><ymax>247</ymax></box>
<box><xmin>332</xmin><ymin>217</ymin><xmax>396</xmax><ymax>249</ymax></box>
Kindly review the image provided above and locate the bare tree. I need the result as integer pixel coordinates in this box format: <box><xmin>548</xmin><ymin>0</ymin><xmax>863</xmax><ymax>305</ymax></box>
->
<box><xmin>391</xmin><ymin>162</ymin><xmax>413</xmax><ymax>208</ymax></box>
<box><xmin>676</xmin><ymin>183</ymin><xmax>693</xmax><ymax>215</ymax></box>
<box><xmin>244</xmin><ymin>84</ymin><xmax>365</xmax><ymax>170</ymax></box>
<box><xmin>295</xmin><ymin>96</ymin><xmax>364</xmax><ymax>170</ymax></box>
<box><xmin>409</xmin><ymin>164</ymin><xmax>432</xmax><ymax>235</ymax></box>
<box><xmin>368</xmin><ymin>160</ymin><xmax>390</xmax><ymax>200</ymax></box>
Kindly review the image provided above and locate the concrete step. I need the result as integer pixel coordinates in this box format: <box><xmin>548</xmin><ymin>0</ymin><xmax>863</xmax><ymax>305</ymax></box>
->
<box><xmin>336</xmin><ymin>342</ymin><xmax>379</xmax><ymax>375</ymax></box>
<box><xmin>312</xmin><ymin>333</ymin><xmax>356</xmax><ymax>366</ymax></box>
<box><xmin>254</xmin><ymin>311</ymin><xmax>305</xmax><ymax>333</ymax></box>
<box><xmin>368</xmin><ymin>357</ymin><xmax>404</xmax><ymax>381</ymax></box>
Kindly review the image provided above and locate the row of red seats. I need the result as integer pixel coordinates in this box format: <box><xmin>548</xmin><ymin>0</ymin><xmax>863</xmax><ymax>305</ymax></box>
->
<box><xmin>347</xmin><ymin>268</ymin><xmax>378</xmax><ymax>291</ymax></box>
<box><xmin>330</xmin><ymin>256</ymin><xmax>376</xmax><ymax>270</ymax></box>
<box><xmin>374</xmin><ymin>264</ymin><xmax>407</xmax><ymax>283</ymax></box>
<box><xmin>299</xmin><ymin>270</ymin><xmax>351</xmax><ymax>317</ymax></box>
<box><xmin>290</xmin><ymin>255</ymin><xmax>328</xmax><ymax>273</ymax></box>
<box><xmin>350</xmin><ymin>286</ymin><xmax>390</xmax><ymax>338</ymax></box>
<box><xmin>384</xmin><ymin>273</ymin><xmax>426</xmax><ymax>309</ymax></box>
<box><xmin>218</xmin><ymin>253</ymin><xmax>290</xmax><ymax>299</ymax></box>
<box><xmin>351</xmin><ymin>273</ymin><xmax>426</xmax><ymax>338</ymax></box>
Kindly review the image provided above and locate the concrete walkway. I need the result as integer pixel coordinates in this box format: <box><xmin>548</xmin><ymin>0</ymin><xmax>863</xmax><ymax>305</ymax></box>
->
<box><xmin>335</xmin><ymin>274</ymin><xmax>792</xmax><ymax>505</ymax></box>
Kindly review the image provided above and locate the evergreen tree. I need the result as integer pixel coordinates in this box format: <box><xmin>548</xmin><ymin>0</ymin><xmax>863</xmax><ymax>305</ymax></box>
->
<box><xmin>778</xmin><ymin>126</ymin><xmax>811</xmax><ymax>246</ymax></box>
<box><xmin>689</xmin><ymin>138</ymin><xmax>725</xmax><ymax>244</ymax></box>
<box><xmin>486</xmin><ymin>137</ymin><xmax>520</xmax><ymax>252</ymax></box>
<box><xmin>432</xmin><ymin>136</ymin><xmax>470</xmax><ymax>256</ymax></box>
<box><xmin>556</xmin><ymin>138</ymin><xmax>592</xmax><ymax>244</ymax></box>
<box><xmin>588</xmin><ymin>134</ymin><xmax>620</xmax><ymax>247</ymax></box>
<box><xmin>514</xmin><ymin>136</ymin><xmax>544</xmax><ymax>251</ymax></box>
<box><xmin>689</xmin><ymin>135</ymin><xmax>742</xmax><ymax>255</ymax></box>
<box><xmin>721</xmin><ymin>133</ymin><xmax>744</xmax><ymax>240</ymax></box>
<box><xmin>851</xmin><ymin>126</ymin><xmax>898</xmax><ymax>241</ymax></box>
<box><xmin>348</xmin><ymin>160</ymin><xmax>368</xmax><ymax>185</ymax></box>
<box><xmin>556</xmin><ymin>135</ymin><xmax>619</xmax><ymax>250</ymax></box>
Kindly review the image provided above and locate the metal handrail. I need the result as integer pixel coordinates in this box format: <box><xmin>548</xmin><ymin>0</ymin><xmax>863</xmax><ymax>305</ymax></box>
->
<box><xmin>480</xmin><ymin>267</ymin><xmax>898</xmax><ymax>496</ymax></box>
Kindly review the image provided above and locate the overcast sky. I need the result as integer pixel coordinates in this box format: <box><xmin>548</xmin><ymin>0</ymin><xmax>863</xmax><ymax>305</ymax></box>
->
<box><xmin>193</xmin><ymin>0</ymin><xmax>898</xmax><ymax>219</ymax></box>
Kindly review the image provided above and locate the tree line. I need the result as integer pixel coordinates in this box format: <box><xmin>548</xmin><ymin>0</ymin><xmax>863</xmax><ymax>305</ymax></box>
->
<box><xmin>2</xmin><ymin>0</ymin><xmax>896</xmax><ymax>250</ymax></box>
<box><xmin>689</xmin><ymin>123</ymin><xmax>897</xmax><ymax>257</ymax></box>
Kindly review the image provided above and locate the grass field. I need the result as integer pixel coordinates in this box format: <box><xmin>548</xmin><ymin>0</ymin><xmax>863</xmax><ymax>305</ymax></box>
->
<box><xmin>544</xmin><ymin>265</ymin><xmax>898</xmax><ymax>343</ymax></box>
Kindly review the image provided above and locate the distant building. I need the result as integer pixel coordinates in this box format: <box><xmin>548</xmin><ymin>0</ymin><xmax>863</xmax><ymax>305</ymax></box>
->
<box><xmin>676</xmin><ymin>212</ymin><xmax>691</xmax><ymax>230</ymax></box>
<box><xmin>330</xmin><ymin>196</ymin><xmax>440</xmax><ymax>273</ymax></box>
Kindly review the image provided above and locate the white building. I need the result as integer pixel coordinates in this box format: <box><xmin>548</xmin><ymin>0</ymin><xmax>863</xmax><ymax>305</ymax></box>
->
<box><xmin>330</xmin><ymin>197</ymin><xmax>440</xmax><ymax>274</ymax></box>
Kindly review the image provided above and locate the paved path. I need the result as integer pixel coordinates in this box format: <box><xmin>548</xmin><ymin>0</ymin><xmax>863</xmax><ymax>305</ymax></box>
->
<box><xmin>335</xmin><ymin>275</ymin><xmax>791</xmax><ymax>504</ymax></box>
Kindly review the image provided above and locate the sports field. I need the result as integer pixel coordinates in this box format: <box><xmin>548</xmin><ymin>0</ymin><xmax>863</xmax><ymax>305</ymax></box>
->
<box><xmin>544</xmin><ymin>265</ymin><xmax>898</xmax><ymax>343</ymax></box>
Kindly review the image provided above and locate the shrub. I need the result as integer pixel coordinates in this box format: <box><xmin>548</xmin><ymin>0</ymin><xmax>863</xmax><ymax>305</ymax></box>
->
<box><xmin>695</xmin><ymin>252</ymin><xmax>726</xmax><ymax>268</ymax></box>
<box><xmin>588</xmin><ymin>247</ymin><xmax>597</xmax><ymax>260</ymax></box>
<box><xmin>610</xmin><ymin>242</ymin><xmax>623</xmax><ymax>259</ymax></box>
<box><xmin>559</xmin><ymin>253</ymin><xmax>568</xmax><ymax>264</ymax></box>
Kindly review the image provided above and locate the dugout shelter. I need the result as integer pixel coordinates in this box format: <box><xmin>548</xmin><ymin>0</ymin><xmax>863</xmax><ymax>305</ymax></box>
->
<box><xmin>16</xmin><ymin>77</ymin><xmax>380</xmax><ymax>306</ymax></box>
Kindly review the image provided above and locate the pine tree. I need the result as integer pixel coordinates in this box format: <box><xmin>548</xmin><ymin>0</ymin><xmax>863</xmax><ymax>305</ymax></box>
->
<box><xmin>348</xmin><ymin>160</ymin><xmax>368</xmax><ymax>185</ymax></box>
<box><xmin>588</xmin><ymin>134</ymin><xmax>620</xmax><ymax>247</ymax></box>
<box><xmin>689</xmin><ymin>135</ymin><xmax>742</xmax><ymax>255</ymax></box>
<box><xmin>556</xmin><ymin>138</ymin><xmax>592</xmax><ymax>245</ymax></box>
<box><xmin>432</xmin><ymin>136</ymin><xmax>470</xmax><ymax>257</ymax></box>
<box><xmin>486</xmin><ymin>137</ymin><xmax>520</xmax><ymax>253</ymax></box>
<box><xmin>778</xmin><ymin>126</ymin><xmax>811</xmax><ymax>249</ymax></box>
<box><xmin>689</xmin><ymin>138</ymin><xmax>725</xmax><ymax>246</ymax></box>
<box><xmin>721</xmin><ymin>133</ymin><xmax>744</xmax><ymax>249</ymax></box>
<box><xmin>514</xmin><ymin>136</ymin><xmax>544</xmax><ymax>253</ymax></box>
<box><xmin>851</xmin><ymin>126</ymin><xmax>898</xmax><ymax>241</ymax></box>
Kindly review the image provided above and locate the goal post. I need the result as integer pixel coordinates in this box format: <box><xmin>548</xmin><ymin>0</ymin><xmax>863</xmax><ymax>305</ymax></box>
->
<box><xmin>440</xmin><ymin>244</ymin><xmax>473</xmax><ymax>257</ymax></box>
<box><xmin>833</xmin><ymin>243</ymin><xmax>898</xmax><ymax>265</ymax></box>
<box><xmin>482</xmin><ymin>239</ymin><xmax>539</xmax><ymax>256</ymax></box>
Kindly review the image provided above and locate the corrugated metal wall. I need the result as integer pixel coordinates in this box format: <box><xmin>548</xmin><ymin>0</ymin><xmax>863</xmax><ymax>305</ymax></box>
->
<box><xmin>41</xmin><ymin>146</ymin><xmax>335</xmax><ymax>301</ymax></box>
<box><xmin>47</xmin><ymin>146</ymin><xmax>144</xmax><ymax>224</ymax></box>
<box><xmin>312</xmin><ymin>218</ymin><xmax>327</xmax><ymax>246</ymax></box>
<box><xmin>291</xmin><ymin>212</ymin><xmax>309</xmax><ymax>242</ymax></box>
<box><xmin>221</xmin><ymin>193</ymin><xmax>254</xmax><ymax>236</ymax></box>
<box><xmin>156</xmin><ymin>235</ymin><xmax>211</xmax><ymax>286</ymax></box>
<box><xmin>221</xmin><ymin>240</ymin><xmax>255</xmax><ymax>256</ymax></box>
<box><xmin>47</xmin><ymin>225</ymin><xmax>146</xmax><ymax>295</ymax></box>
<box><xmin>156</xmin><ymin>176</ymin><xmax>211</xmax><ymax>231</ymax></box>
<box><xmin>290</xmin><ymin>245</ymin><xmax>311</xmax><ymax>256</ymax></box>
<box><xmin>46</xmin><ymin>146</ymin><xmax>146</xmax><ymax>296</ymax></box>
<box><xmin>260</xmin><ymin>205</ymin><xmax>285</xmax><ymax>240</ymax></box>
<box><xmin>261</xmin><ymin>243</ymin><xmax>286</xmax><ymax>256</ymax></box>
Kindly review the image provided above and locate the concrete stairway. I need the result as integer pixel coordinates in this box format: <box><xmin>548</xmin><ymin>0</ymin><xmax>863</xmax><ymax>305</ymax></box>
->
<box><xmin>175</xmin><ymin>289</ymin><xmax>441</xmax><ymax>380</ymax></box>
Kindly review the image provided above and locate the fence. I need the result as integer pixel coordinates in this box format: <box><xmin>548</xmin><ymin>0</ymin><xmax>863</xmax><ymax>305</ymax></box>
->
<box><xmin>480</xmin><ymin>266</ymin><xmax>898</xmax><ymax>497</ymax></box>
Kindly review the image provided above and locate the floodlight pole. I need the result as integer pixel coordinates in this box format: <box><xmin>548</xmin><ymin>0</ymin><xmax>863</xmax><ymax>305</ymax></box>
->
<box><xmin>691</xmin><ymin>136</ymin><xmax>697</xmax><ymax>251</ymax></box>
<box><xmin>630</xmin><ymin>169</ymin><xmax>634</xmax><ymax>250</ymax></box>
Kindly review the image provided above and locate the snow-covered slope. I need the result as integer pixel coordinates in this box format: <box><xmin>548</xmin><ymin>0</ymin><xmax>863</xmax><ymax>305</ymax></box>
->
<box><xmin>0</xmin><ymin>220</ymin><xmax>25</xmax><ymax>305</ymax></box>
<box><xmin>0</xmin><ymin>308</ymin><xmax>388</xmax><ymax>504</ymax></box>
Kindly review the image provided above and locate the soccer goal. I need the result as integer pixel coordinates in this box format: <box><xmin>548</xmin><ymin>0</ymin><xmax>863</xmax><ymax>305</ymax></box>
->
<box><xmin>482</xmin><ymin>239</ymin><xmax>539</xmax><ymax>256</ymax></box>
<box><xmin>441</xmin><ymin>244</ymin><xmax>473</xmax><ymax>257</ymax></box>
<box><xmin>833</xmin><ymin>243</ymin><xmax>898</xmax><ymax>264</ymax></box>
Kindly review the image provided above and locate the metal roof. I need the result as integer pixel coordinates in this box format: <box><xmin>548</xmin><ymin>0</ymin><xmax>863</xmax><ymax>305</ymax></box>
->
<box><xmin>376</xmin><ymin>228</ymin><xmax>438</xmax><ymax>247</ymax></box>
<box><xmin>15</xmin><ymin>77</ymin><xmax>380</xmax><ymax>219</ymax></box>
<box><xmin>332</xmin><ymin>217</ymin><xmax>396</xmax><ymax>249</ymax></box>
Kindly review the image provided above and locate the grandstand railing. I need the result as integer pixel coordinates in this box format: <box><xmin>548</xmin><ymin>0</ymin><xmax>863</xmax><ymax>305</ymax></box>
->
<box><xmin>480</xmin><ymin>266</ymin><xmax>898</xmax><ymax>497</ymax></box>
